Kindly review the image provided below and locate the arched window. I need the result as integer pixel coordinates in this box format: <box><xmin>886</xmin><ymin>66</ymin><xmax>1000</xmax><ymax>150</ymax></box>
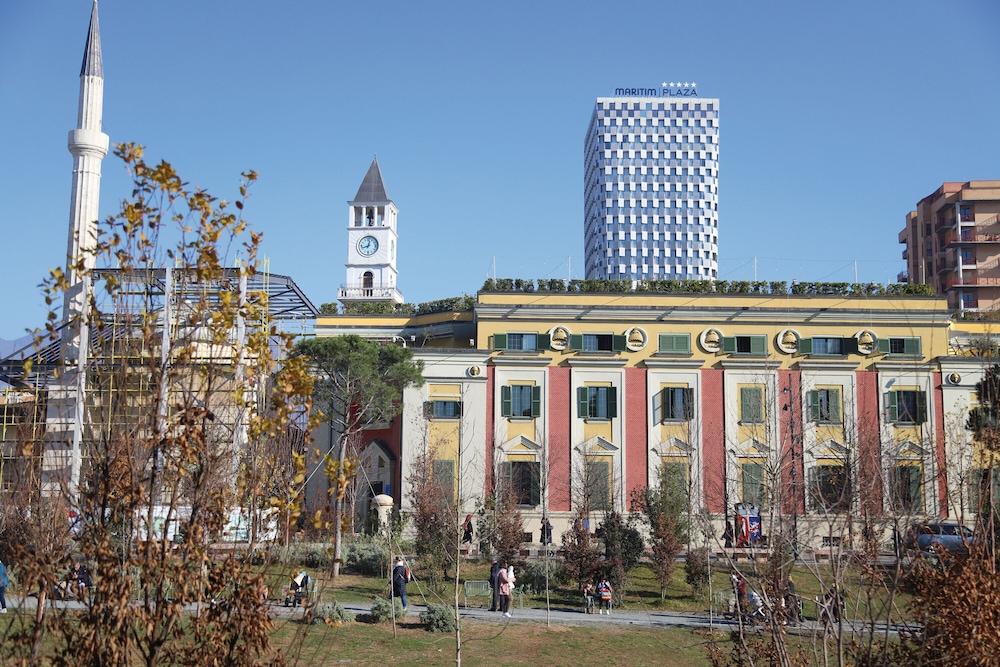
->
<box><xmin>362</xmin><ymin>271</ymin><xmax>374</xmax><ymax>295</ymax></box>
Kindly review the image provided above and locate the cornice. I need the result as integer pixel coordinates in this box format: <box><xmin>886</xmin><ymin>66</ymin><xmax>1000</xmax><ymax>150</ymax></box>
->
<box><xmin>490</xmin><ymin>355</ymin><xmax>553</xmax><ymax>367</ymax></box>
<box><xmin>795</xmin><ymin>358</ymin><xmax>866</xmax><ymax>371</ymax></box>
<box><xmin>718</xmin><ymin>358</ymin><xmax>782</xmax><ymax>370</ymax></box>
<box><xmin>642</xmin><ymin>358</ymin><xmax>706</xmax><ymax>369</ymax></box>
<box><xmin>566</xmin><ymin>357</ymin><xmax>628</xmax><ymax>368</ymax></box>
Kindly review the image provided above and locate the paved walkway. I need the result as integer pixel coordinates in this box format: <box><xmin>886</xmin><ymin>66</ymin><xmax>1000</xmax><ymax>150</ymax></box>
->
<box><xmin>7</xmin><ymin>595</ymin><xmax>913</xmax><ymax>638</ymax></box>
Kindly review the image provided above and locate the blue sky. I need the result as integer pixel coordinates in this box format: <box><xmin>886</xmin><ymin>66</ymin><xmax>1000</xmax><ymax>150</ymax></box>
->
<box><xmin>1</xmin><ymin>1</ymin><xmax>999</xmax><ymax>337</ymax></box>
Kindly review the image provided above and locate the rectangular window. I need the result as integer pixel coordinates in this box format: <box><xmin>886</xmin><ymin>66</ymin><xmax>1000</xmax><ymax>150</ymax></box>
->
<box><xmin>658</xmin><ymin>459</ymin><xmax>689</xmax><ymax>498</ymax></box>
<box><xmin>502</xmin><ymin>461</ymin><xmax>541</xmax><ymax>507</ymax></box>
<box><xmin>723</xmin><ymin>335</ymin><xmax>767</xmax><ymax>355</ymax></box>
<box><xmin>809</xmin><ymin>464</ymin><xmax>851</xmax><ymax>512</ymax></box>
<box><xmin>879</xmin><ymin>337</ymin><xmax>921</xmax><ymax>356</ymax></box>
<box><xmin>969</xmin><ymin>468</ymin><xmax>1000</xmax><ymax>513</ymax></box>
<box><xmin>739</xmin><ymin>386</ymin><xmax>764</xmax><ymax>423</ymax></box>
<box><xmin>577</xmin><ymin>386</ymin><xmax>618</xmax><ymax>420</ymax></box>
<box><xmin>741</xmin><ymin>461</ymin><xmax>765</xmax><ymax>507</ymax></box>
<box><xmin>807</xmin><ymin>388</ymin><xmax>842</xmax><ymax>424</ymax></box>
<box><xmin>430</xmin><ymin>400</ymin><xmax>461</xmax><ymax>419</ymax></box>
<box><xmin>503</xmin><ymin>384</ymin><xmax>541</xmax><ymax>419</ymax></box>
<box><xmin>811</xmin><ymin>337</ymin><xmax>844</xmax><ymax>355</ymax></box>
<box><xmin>585</xmin><ymin>458</ymin><xmax>612</xmax><ymax>511</ymax></box>
<box><xmin>885</xmin><ymin>390</ymin><xmax>927</xmax><ymax>424</ymax></box>
<box><xmin>493</xmin><ymin>333</ymin><xmax>549</xmax><ymax>352</ymax></box>
<box><xmin>433</xmin><ymin>460</ymin><xmax>455</xmax><ymax>504</ymax></box>
<box><xmin>889</xmin><ymin>464</ymin><xmax>922</xmax><ymax>513</ymax></box>
<box><xmin>657</xmin><ymin>333</ymin><xmax>691</xmax><ymax>354</ymax></box>
<box><xmin>661</xmin><ymin>387</ymin><xmax>694</xmax><ymax>421</ymax></box>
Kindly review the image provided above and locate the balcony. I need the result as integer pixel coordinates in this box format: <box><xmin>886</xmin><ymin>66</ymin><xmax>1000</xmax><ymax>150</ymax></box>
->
<box><xmin>901</xmin><ymin>248</ymin><xmax>908</xmax><ymax>260</ymax></box>
<box><xmin>944</xmin><ymin>272</ymin><xmax>1000</xmax><ymax>289</ymax></box>
<box><xmin>898</xmin><ymin>228</ymin><xmax>908</xmax><ymax>244</ymax></box>
<box><xmin>943</xmin><ymin>229</ymin><xmax>1000</xmax><ymax>246</ymax></box>
<box><xmin>338</xmin><ymin>284</ymin><xmax>404</xmax><ymax>303</ymax></box>
<box><xmin>896</xmin><ymin>271</ymin><xmax>909</xmax><ymax>283</ymax></box>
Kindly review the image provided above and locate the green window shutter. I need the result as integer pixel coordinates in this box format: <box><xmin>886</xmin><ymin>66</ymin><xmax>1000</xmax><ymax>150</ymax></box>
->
<box><xmin>500</xmin><ymin>385</ymin><xmax>512</xmax><ymax>418</ymax></box>
<box><xmin>529</xmin><ymin>463</ymin><xmax>541</xmax><ymax>506</ymax></box>
<box><xmin>908</xmin><ymin>467</ymin><xmax>921</xmax><ymax>511</ymax></box>
<box><xmin>493</xmin><ymin>333</ymin><xmax>507</xmax><ymax>350</ymax></box>
<box><xmin>740</xmin><ymin>387</ymin><xmax>760</xmax><ymax>422</ymax></box>
<box><xmin>652</xmin><ymin>388</ymin><xmax>664</xmax><ymax>423</ymax></box>
<box><xmin>916</xmin><ymin>391</ymin><xmax>927</xmax><ymax>424</ymax></box>
<box><xmin>742</xmin><ymin>463</ymin><xmax>763</xmax><ymax>506</ymax></box>
<box><xmin>531</xmin><ymin>385</ymin><xmax>541</xmax><ymax>417</ymax></box>
<box><xmin>799</xmin><ymin>338</ymin><xmax>813</xmax><ymax>355</ymax></box>
<box><xmin>903</xmin><ymin>337</ymin><xmax>921</xmax><ymax>356</ymax></box>
<box><xmin>612</xmin><ymin>335</ymin><xmax>628</xmax><ymax>352</ymax></box>
<box><xmin>659</xmin><ymin>334</ymin><xmax>690</xmax><ymax>353</ymax></box>
<box><xmin>722</xmin><ymin>336</ymin><xmax>737</xmax><ymax>354</ymax></box>
<box><xmin>568</xmin><ymin>334</ymin><xmax>583</xmax><ymax>351</ymax></box>
<box><xmin>829</xmin><ymin>388</ymin><xmax>842</xmax><ymax>423</ymax></box>
<box><xmin>607</xmin><ymin>387</ymin><xmax>618</xmax><ymax>418</ymax></box>
<box><xmin>877</xmin><ymin>338</ymin><xmax>890</xmax><ymax>354</ymax></box>
<box><xmin>749</xmin><ymin>335</ymin><xmax>767</xmax><ymax>355</ymax></box>
<box><xmin>536</xmin><ymin>334</ymin><xmax>550</xmax><ymax>351</ymax></box>
<box><xmin>842</xmin><ymin>337</ymin><xmax>859</xmax><ymax>355</ymax></box>
<box><xmin>683</xmin><ymin>388</ymin><xmax>695</xmax><ymax>420</ymax></box>
<box><xmin>806</xmin><ymin>390</ymin><xmax>820</xmax><ymax>422</ymax></box>
<box><xmin>885</xmin><ymin>391</ymin><xmax>898</xmax><ymax>423</ymax></box>
<box><xmin>658</xmin><ymin>333</ymin><xmax>672</xmax><ymax>352</ymax></box>
<box><xmin>577</xmin><ymin>387</ymin><xmax>589</xmax><ymax>418</ymax></box>
<box><xmin>500</xmin><ymin>461</ymin><xmax>512</xmax><ymax>494</ymax></box>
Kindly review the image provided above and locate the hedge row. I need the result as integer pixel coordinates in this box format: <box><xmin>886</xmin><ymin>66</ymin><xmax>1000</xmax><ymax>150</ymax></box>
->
<box><xmin>479</xmin><ymin>278</ymin><xmax>936</xmax><ymax>297</ymax></box>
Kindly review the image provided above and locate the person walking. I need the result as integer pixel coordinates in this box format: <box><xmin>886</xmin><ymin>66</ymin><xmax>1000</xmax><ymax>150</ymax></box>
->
<box><xmin>596</xmin><ymin>577</ymin><xmax>613</xmax><ymax>615</ymax></box>
<box><xmin>498</xmin><ymin>560</ymin><xmax>513</xmax><ymax>618</ymax></box>
<box><xmin>488</xmin><ymin>559</ymin><xmax>501</xmax><ymax>612</ymax></box>
<box><xmin>391</xmin><ymin>557</ymin><xmax>411</xmax><ymax>612</ymax></box>
<box><xmin>0</xmin><ymin>559</ymin><xmax>8</xmax><ymax>613</ymax></box>
<box><xmin>582</xmin><ymin>582</ymin><xmax>596</xmax><ymax>614</ymax></box>
<box><xmin>462</xmin><ymin>515</ymin><xmax>474</xmax><ymax>546</ymax></box>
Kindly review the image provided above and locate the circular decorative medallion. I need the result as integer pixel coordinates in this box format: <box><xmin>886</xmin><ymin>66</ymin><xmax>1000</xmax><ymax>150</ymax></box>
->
<box><xmin>548</xmin><ymin>326</ymin><xmax>571</xmax><ymax>351</ymax></box>
<box><xmin>776</xmin><ymin>329</ymin><xmax>800</xmax><ymax>354</ymax></box>
<box><xmin>699</xmin><ymin>328</ymin><xmax>724</xmax><ymax>353</ymax></box>
<box><xmin>625</xmin><ymin>327</ymin><xmax>647</xmax><ymax>352</ymax></box>
<box><xmin>854</xmin><ymin>330</ymin><xmax>877</xmax><ymax>356</ymax></box>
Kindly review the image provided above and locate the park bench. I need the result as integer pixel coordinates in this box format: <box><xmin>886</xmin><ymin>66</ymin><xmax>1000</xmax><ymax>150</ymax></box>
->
<box><xmin>462</xmin><ymin>580</ymin><xmax>492</xmax><ymax>608</ymax></box>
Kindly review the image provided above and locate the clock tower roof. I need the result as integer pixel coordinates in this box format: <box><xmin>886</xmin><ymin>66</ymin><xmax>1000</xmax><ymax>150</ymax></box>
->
<box><xmin>350</xmin><ymin>157</ymin><xmax>391</xmax><ymax>204</ymax></box>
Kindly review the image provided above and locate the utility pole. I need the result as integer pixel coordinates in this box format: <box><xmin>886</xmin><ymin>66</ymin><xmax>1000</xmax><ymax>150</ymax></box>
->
<box><xmin>753</xmin><ymin>256</ymin><xmax>758</xmax><ymax>281</ymax></box>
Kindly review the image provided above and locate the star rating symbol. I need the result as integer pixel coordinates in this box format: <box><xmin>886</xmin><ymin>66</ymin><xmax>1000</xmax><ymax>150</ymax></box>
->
<box><xmin>662</xmin><ymin>81</ymin><xmax>698</xmax><ymax>88</ymax></box>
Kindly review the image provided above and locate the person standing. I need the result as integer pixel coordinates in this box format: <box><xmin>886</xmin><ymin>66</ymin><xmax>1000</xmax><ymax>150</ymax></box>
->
<box><xmin>391</xmin><ymin>557</ymin><xmax>411</xmax><ymax>612</ymax></box>
<box><xmin>541</xmin><ymin>516</ymin><xmax>553</xmax><ymax>545</ymax></box>
<box><xmin>488</xmin><ymin>559</ymin><xmax>501</xmax><ymax>612</ymax></box>
<box><xmin>462</xmin><ymin>515</ymin><xmax>474</xmax><ymax>546</ymax></box>
<box><xmin>498</xmin><ymin>560</ymin><xmax>513</xmax><ymax>618</ymax></box>
<box><xmin>596</xmin><ymin>577</ymin><xmax>613</xmax><ymax>615</ymax></box>
<box><xmin>0</xmin><ymin>559</ymin><xmax>8</xmax><ymax>613</ymax></box>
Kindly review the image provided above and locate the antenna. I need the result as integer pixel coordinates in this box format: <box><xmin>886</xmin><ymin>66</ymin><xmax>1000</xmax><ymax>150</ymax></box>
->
<box><xmin>753</xmin><ymin>256</ymin><xmax>758</xmax><ymax>281</ymax></box>
<box><xmin>492</xmin><ymin>256</ymin><xmax>496</xmax><ymax>282</ymax></box>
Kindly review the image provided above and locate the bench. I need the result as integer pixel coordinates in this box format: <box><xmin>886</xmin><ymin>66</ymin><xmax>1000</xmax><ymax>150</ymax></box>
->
<box><xmin>463</xmin><ymin>580</ymin><xmax>492</xmax><ymax>608</ymax></box>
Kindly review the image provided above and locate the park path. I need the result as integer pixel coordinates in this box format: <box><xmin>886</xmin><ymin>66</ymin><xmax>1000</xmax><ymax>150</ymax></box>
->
<box><xmin>7</xmin><ymin>594</ymin><xmax>913</xmax><ymax>639</ymax></box>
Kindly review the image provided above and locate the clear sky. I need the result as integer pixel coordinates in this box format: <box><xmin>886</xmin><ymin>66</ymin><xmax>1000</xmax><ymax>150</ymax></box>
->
<box><xmin>1</xmin><ymin>1</ymin><xmax>999</xmax><ymax>337</ymax></box>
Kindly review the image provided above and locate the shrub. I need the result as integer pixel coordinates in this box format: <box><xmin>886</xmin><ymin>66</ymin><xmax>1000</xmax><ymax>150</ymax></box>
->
<box><xmin>307</xmin><ymin>602</ymin><xmax>352</xmax><ymax>625</ymax></box>
<box><xmin>517</xmin><ymin>558</ymin><xmax>567</xmax><ymax>593</ymax></box>
<box><xmin>344</xmin><ymin>538</ymin><xmax>388</xmax><ymax>577</ymax></box>
<box><xmin>367</xmin><ymin>596</ymin><xmax>404</xmax><ymax>623</ymax></box>
<box><xmin>420</xmin><ymin>603</ymin><xmax>457</xmax><ymax>632</ymax></box>
<box><xmin>685</xmin><ymin>547</ymin><xmax>711</xmax><ymax>595</ymax></box>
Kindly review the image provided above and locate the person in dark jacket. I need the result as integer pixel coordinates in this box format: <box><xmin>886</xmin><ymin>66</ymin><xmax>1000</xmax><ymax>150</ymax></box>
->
<box><xmin>391</xmin><ymin>557</ymin><xmax>411</xmax><ymax>611</ymax></box>
<box><xmin>488</xmin><ymin>559</ymin><xmax>501</xmax><ymax>611</ymax></box>
<box><xmin>0</xmin><ymin>559</ymin><xmax>8</xmax><ymax>613</ymax></box>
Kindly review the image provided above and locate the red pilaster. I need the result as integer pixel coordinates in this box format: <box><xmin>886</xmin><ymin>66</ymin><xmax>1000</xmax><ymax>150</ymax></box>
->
<box><xmin>856</xmin><ymin>370</ymin><xmax>883</xmax><ymax>515</ymax></box>
<box><xmin>933</xmin><ymin>372</ymin><xmax>948</xmax><ymax>518</ymax></box>
<box><xmin>625</xmin><ymin>367</ymin><xmax>647</xmax><ymax>509</ymax></box>
<box><xmin>778</xmin><ymin>370</ymin><xmax>805</xmax><ymax>514</ymax></box>
<box><xmin>485</xmin><ymin>365</ymin><xmax>495</xmax><ymax>497</ymax></box>
<box><xmin>547</xmin><ymin>366</ymin><xmax>572</xmax><ymax>511</ymax></box>
<box><xmin>701</xmin><ymin>368</ymin><xmax>725</xmax><ymax>513</ymax></box>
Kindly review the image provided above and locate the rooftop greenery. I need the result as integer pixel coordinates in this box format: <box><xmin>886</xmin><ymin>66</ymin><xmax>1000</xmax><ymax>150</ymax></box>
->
<box><xmin>318</xmin><ymin>295</ymin><xmax>476</xmax><ymax>316</ymax></box>
<box><xmin>480</xmin><ymin>278</ymin><xmax>937</xmax><ymax>297</ymax></box>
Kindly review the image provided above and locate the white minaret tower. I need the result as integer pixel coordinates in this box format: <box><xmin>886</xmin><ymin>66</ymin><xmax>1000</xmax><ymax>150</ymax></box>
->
<box><xmin>45</xmin><ymin>0</ymin><xmax>109</xmax><ymax>499</ymax></box>
<box><xmin>338</xmin><ymin>158</ymin><xmax>404</xmax><ymax>304</ymax></box>
<box><xmin>65</xmin><ymin>0</ymin><xmax>109</xmax><ymax>303</ymax></box>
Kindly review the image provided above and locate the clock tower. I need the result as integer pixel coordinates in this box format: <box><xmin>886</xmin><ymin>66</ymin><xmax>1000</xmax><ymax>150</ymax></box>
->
<box><xmin>338</xmin><ymin>158</ymin><xmax>404</xmax><ymax>304</ymax></box>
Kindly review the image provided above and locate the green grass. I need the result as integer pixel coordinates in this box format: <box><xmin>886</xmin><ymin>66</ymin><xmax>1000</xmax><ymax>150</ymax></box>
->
<box><xmin>270</xmin><ymin>618</ymin><xmax>726</xmax><ymax>666</ymax></box>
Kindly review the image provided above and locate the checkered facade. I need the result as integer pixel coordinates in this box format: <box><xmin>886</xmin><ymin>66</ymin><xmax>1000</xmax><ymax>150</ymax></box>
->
<box><xmin>584</xmin><ymin>97</ymin><xmax>720</xmax><ymax>281</ymax></box>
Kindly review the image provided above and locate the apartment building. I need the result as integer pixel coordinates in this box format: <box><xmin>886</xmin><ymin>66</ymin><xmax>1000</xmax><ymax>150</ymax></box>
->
<box><xmin>900</xmin><ymin>180</ymin><xmax>1000</xmax><ymax>312</ymax></box>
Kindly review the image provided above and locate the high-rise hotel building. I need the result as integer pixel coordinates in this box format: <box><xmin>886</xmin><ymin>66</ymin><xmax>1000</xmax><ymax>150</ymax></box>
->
<box><xmin>584</xmin><ymin>94</ymin><xmax>719</xmax><ymax>280</ymax></box>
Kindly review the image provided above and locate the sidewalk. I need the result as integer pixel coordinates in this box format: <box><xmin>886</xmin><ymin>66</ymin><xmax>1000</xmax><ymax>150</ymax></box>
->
<box><xmin>7</xmin><ymin>595</ymin><xmax>912</xmax><ymax>638</ymax></box>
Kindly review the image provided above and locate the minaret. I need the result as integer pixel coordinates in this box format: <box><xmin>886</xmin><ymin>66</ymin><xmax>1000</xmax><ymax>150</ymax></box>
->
<box><xmin>65</xmin><ymin>0</ymin><xmax>109</xmax><ymax>311</ymax></box>
<box><xmin>45</xmin><ymin>1</ymin><xmax>109</xmax><ymax>499</ymax></box>
<box><xmin>338</xmin><ymin>158</ymin><xmax>404</xmax><ymax>304</ymax></box>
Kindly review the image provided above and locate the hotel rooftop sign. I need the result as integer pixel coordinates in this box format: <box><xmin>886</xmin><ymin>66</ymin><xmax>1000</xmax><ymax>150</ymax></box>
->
<box><xmin>614</xmin><ymin>82</ymin><xmax>699</xmax><ymax>97</ymax></box>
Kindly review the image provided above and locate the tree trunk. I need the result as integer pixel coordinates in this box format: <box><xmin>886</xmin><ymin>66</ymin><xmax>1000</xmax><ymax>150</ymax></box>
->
<box><xmin>333</xmin><ymin>434</ymin><xmax>347</xmax><ymax>578</ymax></box>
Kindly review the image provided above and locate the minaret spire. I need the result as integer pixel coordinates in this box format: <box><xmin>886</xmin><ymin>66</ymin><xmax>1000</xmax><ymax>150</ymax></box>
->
<box><xmin>65</xmin><ymin>0</ymin><xmax>109</xmax><ymax>294</ymax></box>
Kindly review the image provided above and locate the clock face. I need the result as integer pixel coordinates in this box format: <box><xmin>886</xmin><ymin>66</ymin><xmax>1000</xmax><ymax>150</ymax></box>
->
<box><xmin>357</xmin><ymin>235</ymin><xmax>379</xmax><ymax>257</ymax></box>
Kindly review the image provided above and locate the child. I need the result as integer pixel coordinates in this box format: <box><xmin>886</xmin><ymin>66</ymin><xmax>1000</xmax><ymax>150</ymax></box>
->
<box><xmin>582</xmin><ymin>582</ymin><xmax>595</xmax><ymax>614</ymax></box>
<box><xmin>596</xmin><ymin>577</ymin><xmax>613</xmax><ymax>615</ymax></box>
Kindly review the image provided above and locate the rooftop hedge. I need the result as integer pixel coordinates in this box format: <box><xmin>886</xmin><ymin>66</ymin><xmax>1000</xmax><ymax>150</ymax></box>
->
<box><xmin>479</xmin><ymin>278</ymin><xmax>937</xmax><ymax>297</ymax></box>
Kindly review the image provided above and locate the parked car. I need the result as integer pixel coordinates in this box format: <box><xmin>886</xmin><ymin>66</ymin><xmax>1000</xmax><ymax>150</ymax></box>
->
<box><xmin>905</xmin><ymin>522</ymin><xmax>976</xmax><ymax>554</ymax></box>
